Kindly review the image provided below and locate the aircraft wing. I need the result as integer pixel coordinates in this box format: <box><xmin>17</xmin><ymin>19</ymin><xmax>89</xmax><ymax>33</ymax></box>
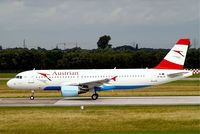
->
<box><xmin>78</xmin><ymin>76</ymin><xmax>117</xmax><ymax>89</ymax></box>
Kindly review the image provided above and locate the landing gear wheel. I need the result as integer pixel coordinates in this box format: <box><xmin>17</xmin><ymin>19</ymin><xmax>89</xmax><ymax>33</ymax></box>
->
<box><xmin>91</xmin><ymin>93</ymin><xmax>99</xmax><ymax>100</ymax></box>
<box><xmin>30</xmin><ymin>96</ymin><xmax>34</xmax><ymax>100</ymax></box>
<box><xmin>30</xmin><ymin>90</ymin><xmax>35</xmax><ymax>100</ymax></box>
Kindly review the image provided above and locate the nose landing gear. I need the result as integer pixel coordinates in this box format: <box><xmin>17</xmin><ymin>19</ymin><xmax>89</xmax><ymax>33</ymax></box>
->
<box><xmin>30</xmin><ymin>90</ymin><xmax>35</xmax><ymax>100</ymax></box>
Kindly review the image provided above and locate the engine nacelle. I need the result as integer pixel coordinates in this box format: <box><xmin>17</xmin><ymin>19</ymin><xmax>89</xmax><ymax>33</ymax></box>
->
<box><xmin>61</xmin><ymin>86</ymin><xmax>79</xmax><ymax>97</ymax></box>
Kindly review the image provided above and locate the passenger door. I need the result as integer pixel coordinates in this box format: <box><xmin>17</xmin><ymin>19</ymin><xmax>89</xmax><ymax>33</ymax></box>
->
<box><xmin>28</xmin><ymin>75</ymin><xmax>34</xmax><ymax>84</ymax></box>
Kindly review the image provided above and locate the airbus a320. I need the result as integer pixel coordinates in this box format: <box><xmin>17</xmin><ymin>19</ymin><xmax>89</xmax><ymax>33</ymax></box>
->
<box><xmin>7</xmin><ymin>38</ymin><xmax>192</xmax><ymax>100</ymax></box>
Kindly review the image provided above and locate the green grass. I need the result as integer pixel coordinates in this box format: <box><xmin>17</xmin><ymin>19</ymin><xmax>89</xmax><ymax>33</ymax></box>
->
<box><xmin>189</xmin><ymin>74</ymin><xmax>200</xmax><ymax>78</ymax></box>
<box><xmin>0</xmin><ymin>106</ymin><xmax>199</xmax><ymax>134</ymax></box>
<box><xmin>0</xmin><ymin>73</ymin><xmax>17</xmax><ymax>78</ymax></box>
<box><xmin>0</xmin><ymin>80</ymin><xmax>199</xmax><ymax>98</ymax></box>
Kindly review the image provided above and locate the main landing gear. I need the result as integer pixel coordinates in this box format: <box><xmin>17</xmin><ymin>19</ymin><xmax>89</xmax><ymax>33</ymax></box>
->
<box><xmin>91</xmin><ymin>93</ymin><xmax>99</xmax><ymax>100</ymax></box>
<box><xmin>91</xmin><ymin>88</ymin><xmax>99</xmax><ymax>100</ymax></box>
<box><xmin>30</xmin><ymin>90</ymin><xmax>35</xmax><ymax>100</ymax></box>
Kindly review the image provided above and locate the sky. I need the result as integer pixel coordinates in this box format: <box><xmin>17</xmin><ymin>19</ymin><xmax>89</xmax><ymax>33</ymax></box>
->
<box><xmin>0</xmin><ymin>0</ymin><xmax>199</xmax><ymax>49</ymax></box>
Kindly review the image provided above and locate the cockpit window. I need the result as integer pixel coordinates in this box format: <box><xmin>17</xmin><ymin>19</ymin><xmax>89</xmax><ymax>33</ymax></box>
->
<box><xmin>16</xmin><ymin>76</ymin><xmax>22</xmax><ymax>79</ymax></box>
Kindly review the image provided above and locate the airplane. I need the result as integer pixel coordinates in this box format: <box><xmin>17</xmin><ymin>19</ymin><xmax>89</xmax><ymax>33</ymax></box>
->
<box><xmin>7</xmin><ymin>38</ymin><xmax>193</xmax><ymax>100</ymax></box>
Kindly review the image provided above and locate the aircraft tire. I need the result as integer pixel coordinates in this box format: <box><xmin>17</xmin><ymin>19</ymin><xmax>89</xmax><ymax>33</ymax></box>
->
<box><xmin>91</xmin><ymin>93</ymin><xmax>98</xmax><ymax>100</ymax></box>
<box><xmin>30</xmin><ymin>96</ymin><xmax>34</xmax><ymax>100</ymax></box>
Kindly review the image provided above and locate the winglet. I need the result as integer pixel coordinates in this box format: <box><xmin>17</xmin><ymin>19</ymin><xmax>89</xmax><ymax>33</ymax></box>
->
<box><xmin>111</xmin><ymin>76</ymin><xmax>117</xmax><ymax>81</ymax></box>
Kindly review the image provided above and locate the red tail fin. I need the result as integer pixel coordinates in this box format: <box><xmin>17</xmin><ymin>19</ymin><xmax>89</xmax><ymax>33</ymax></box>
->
<box><xmin>154</xmin><ymin>38</ymin><xmax>190</xmax><ymax>70</ymax></box>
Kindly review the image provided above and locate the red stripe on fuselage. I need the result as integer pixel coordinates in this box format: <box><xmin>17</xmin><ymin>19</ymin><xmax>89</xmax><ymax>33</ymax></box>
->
<box><xmin>154</xmin><ymin>59</ymin><xmax>183</xmax><ymax>69</ymax></box>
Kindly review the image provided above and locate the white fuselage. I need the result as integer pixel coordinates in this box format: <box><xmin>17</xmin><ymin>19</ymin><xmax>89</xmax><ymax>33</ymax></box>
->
<box><xmin>7</xmin><ymin>69</ymin><xmax>192</xmax><ymax>91</ymax></box>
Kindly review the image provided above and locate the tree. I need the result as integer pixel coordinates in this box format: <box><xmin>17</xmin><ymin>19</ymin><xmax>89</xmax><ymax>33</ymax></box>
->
<box><xmin>97</xmin><ymin>35</ymin><xmax>111</xmax><ymax>49</ymax></box>
<box><xmin>0</xmin><ymin>45</ymin><xmax>2</xmax><ymax>50</ymax></box>
<box><xmin>136</xmin><ymin>44</ymin><xmax>139</xmax><ymax>50</ymax></box>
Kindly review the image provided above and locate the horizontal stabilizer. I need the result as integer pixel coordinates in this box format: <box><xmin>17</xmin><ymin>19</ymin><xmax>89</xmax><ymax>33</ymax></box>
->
<box><xmin>167</xmin><ymin>72</ymin><xmax>188</xmax><ymax>78</ymax></box>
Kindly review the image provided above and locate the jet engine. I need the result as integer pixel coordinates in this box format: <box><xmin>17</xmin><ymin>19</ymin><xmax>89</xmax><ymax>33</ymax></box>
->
<box><xmin>61</xmin><ymin>86</ymin><xmax>79</xmax><ymax>97</ymax></box>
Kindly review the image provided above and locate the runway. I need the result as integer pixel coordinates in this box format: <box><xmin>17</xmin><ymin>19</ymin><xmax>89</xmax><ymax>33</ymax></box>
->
<box><xmin>0</xmin><ymin>96</ymin><xmax>199</xmax><ymax>106</ymax></box>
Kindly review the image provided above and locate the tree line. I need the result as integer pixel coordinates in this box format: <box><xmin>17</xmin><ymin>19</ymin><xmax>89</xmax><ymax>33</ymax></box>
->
<box><xmin>0</xmin><ymin>46</ymin><xmax>199</xmax><ymax>72</ymax></box>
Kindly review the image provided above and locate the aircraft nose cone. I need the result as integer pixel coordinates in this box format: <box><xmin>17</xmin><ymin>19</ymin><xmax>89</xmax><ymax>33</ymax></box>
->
<box><xmin>7</xmin><ymin>79</ymin><xmax>13</xmax><ymax>88</ymax></box>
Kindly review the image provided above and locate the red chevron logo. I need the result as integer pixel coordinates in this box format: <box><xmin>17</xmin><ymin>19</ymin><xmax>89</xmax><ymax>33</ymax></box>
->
<box><xmin>38</xmin><ymin>72</ymin><xmax>51</xmax><ymax>81</ymax></box>
<box><xmin>173</xmin><ymin>50</ymin><xmax>184</xmax><ymax>57</ymax></box>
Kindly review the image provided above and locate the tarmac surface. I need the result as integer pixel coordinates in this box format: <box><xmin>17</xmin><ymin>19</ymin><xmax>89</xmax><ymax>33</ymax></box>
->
<box><xmin>0</xmin><ymin>96</ymin><xmax>199</xmax><ymax>106</ymax></box>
